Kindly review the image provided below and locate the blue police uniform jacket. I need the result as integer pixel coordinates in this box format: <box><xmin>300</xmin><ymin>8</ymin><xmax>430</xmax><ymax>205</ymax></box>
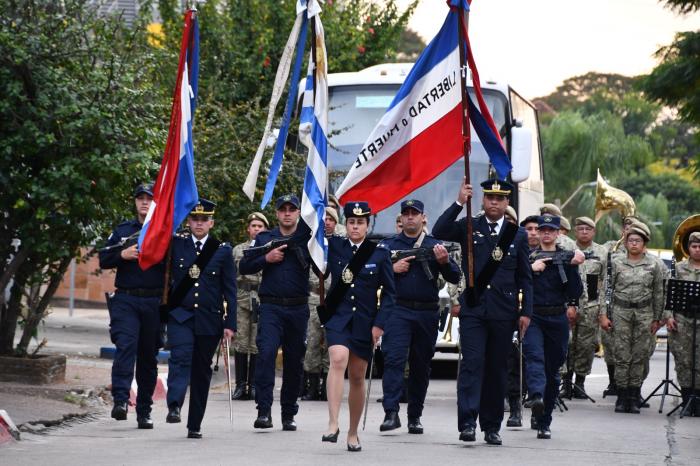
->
<box><xmin>169</xmin><ymin>235</ymin><xmax>237</xmax><ymax>335</ymax></box>
<box><xmin>531</xmin><ymin>247</ymin><xmax>583</xmax><ymax>308</ymax></box>
<box><xmin>324</xmin><ymin>236</ymin><xmax>396</xmax><ymax>341</ymax></box>
<box><xmin>432</xmin><ymin>203</ymin><xmax>533</xmax><ymax>320</ymax></box>
<box><xmin>383</xmin><ymin>233</ymin><xmax>461</xmax><ymax>302</ymax></box>
<box><xmin>99</xmin><ymin>219</ymin><xmax>165</xmax><ymax>289</ymax></box>
<box><xmin>238</xmin><ymin>222</ymin><xmax>311</xmax><ymax>298</ymax></box>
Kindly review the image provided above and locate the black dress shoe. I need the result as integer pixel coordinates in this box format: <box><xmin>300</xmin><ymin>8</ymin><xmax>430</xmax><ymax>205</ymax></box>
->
<box><xmin>407</xmin><ymin>417</ymin><xmax>423</xmax><ymax>434</ymax></box>
<box><xmin>254</xmin><ymin>410</ymin><xmax>273</xmax><ymax>429</ymax></box>
<box><xmin>537</xmin><ymin>427</ymin><xmax>551</xmax><ymax>439</ymax></box>
<box><xmin>347</xmin><ymin>437</ymin><xmax>362</xmax><ymax>452</ymax></box>
<box><xmin>379</xmin><ymin>411</ymin><xmax>401</xmax><ymax>432</ymax></box>
<box><xmin>322</xmin><ymin>428</ymin><xmax>340</xmax><ymax>443</ymax></box>
<box><xmin>281</xmin><ymin>416</ymin><xmax>297</xmax><ymax>431</ymax></box>
<box><xmin>530</xmin><ymin>416</ymin><xmax>538</xmax><ymax>430</ymax></box>
<box><xmin>166</xmin><ymin>406</ymin><xmax>181</xmax><ymax>424</ymax></box>
<box><xmin>232</xmin><ymin>385</ymin><xmax>247</xmax><ymax>400</ymax></box>
<box><xmin>459</xmin><ymin>425</ymin><xmax>476</xmax><ymax>442</ymax></box>
<box><xmin>484</xmin><ymin>430</ymin><xmax>502</xmax><ymax>445</ymax></box>
<box><xmin>187</xmin><ymin>430</ymin><xmax>202</xmax><ymax>439</ymax></box>
<box><xmin>111</xmin><ymin>401</ymin><xmax>128</xmax><ymax>421</ymax></box>
<box><xmin>137</xmin><ymin>414</ymin><xmax>154</xmax><ymax>429</ymax></box>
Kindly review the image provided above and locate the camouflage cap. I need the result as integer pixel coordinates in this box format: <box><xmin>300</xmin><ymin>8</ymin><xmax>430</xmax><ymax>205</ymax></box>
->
<box><xmin>559</xmin><ymin>217</ymin><xmax>571</xmax><ymax>231</ymax></box>
<box><xmin>247</xmin><ymin>211</ymin><xmax>269</xmax><ymax>228</ymax></box>
<box><xmin>575</xmin><ymin>216</ymin><xmax>596</xmax><ymax>229</ymax></box>
<box><xmin>540</xmin><ymin>203</ymin><xmax>562</xmax><ymax>217</ymax></box>
<box><xmin>325</xmin><ymin>206</ymin><xmax>339</xmax><ymax>223</ymax></box>
<box><xmin>505</xmin><ymin>206</ymin><xmax>518</xmax><ymax>223</ymax></box>
<box><xmin>688</xmin><ymin>231</ymin><xmax>700</xmax><ymax>244</ymax></box>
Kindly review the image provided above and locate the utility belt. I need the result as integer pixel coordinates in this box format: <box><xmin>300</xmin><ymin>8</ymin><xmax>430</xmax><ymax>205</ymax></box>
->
<box><xmin>614</xmin><ymin>297</ymin><xmax>652</xmax><ymax>309</ymax></box>
<box><xmin>259</xmin><ymin>295</ymin><xmax>308</xmax><ymax>306</ymax></box>
<box><xmin>533</xmin><ymin>305</ymin><xmax>566</xmax><ymax>316</ymax></box>
<box><xmin>396</xmin><ymin>299</ymin><xmax>439</xmax><ymax>311</ymax></box>
<box><xmin>115</xmin><ymin>288</ymin><xmax>163</xmax><ymax>298</ymax></box>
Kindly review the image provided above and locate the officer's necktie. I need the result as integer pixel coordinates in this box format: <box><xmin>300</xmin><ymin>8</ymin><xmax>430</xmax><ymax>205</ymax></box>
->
<box><xmin>195</xmin><ymin>240</ymin><xmax>202</xmax><ymax>255</ymax></box>
<box><xmin>488</xmin><ymin>222</ymin><xmax>498</xmax><ymax>236</ymax></box>
<box><xmin>351</xmin><ymin>244</ymin><xmax>358</xmax><ymax>254</ymax></box>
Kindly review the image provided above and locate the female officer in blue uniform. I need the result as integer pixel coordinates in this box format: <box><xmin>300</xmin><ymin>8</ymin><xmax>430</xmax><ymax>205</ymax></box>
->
<box><xmin>524</xmin><ymin>215</ymin><xmax>583</xmax><ymax>440</ymax></box>
<box><xmin>322</xmin><ymin>201</ymin><xmax>396</xmax><ymax>452</ymax></box>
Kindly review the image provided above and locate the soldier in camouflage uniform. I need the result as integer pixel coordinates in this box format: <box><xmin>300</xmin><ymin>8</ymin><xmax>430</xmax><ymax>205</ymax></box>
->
<box><xmin>231</xmin><ymin>212</ymin><xmax>269</xmax><ymax>400</ymax></box>
<box><xmin>567</xmin><ymin>217</ymin><xmax>606</xmax><ymax>398</ymax></box>
<box><xmin>301</xmin><ymin>208</ymin><xmax>339</xmax><ymax>401</ymax></box>
<box><xmin>599</xmin><ymin>224</ymin><xmax>666</xmax><ymax>413</ymax></box>
<box><xmin>600</xmin><ymin>215</ymin><xmax>639</xmax><ymax>396</ymax></box>
<box><xmin>667</xmin><ymin>231</ymin><xmax>700</xmax><ymax>416</ymax></box>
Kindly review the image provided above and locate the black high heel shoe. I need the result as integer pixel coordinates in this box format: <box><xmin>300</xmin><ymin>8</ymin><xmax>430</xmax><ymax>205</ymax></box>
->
<box><xmin>347</xmin><ymin>436</ymin><xmax>361</xmax><ymax>452</ymax></box>
<box><xmin>322</xmin><ymin>428</ymin><xmax>340</xmax><ymax>443</ymax></box>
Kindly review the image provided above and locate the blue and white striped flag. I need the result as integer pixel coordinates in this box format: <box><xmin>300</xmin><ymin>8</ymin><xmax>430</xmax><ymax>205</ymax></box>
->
<box><xmin>300</xmin><ymin>0</ymin><xmax>328</xmax><ymax>273</ymax></box>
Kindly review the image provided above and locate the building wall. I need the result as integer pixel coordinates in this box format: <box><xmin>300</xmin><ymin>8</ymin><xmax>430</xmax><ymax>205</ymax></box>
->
<box><xmin>54</xmin><ymin>251</ymin><xmax>115</xmax><ymax>306</ymax></box>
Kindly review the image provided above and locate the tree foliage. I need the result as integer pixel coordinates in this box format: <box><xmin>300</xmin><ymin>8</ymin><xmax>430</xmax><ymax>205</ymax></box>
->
<box><xmin>0</xmin><ymin>0</ymin><xmax>166</xmax><ymax>355</ymax></box>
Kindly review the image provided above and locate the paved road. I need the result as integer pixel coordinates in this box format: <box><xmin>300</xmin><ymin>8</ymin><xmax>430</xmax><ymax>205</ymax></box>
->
<box><xmin>3</xmin><ymin>344</ymin><xmax>699</xmax><ymax>466</ymax></box>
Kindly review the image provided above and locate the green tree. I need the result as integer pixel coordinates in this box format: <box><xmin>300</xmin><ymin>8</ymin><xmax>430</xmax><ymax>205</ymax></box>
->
<box><xmin>0</xmin><ymin>0</ymin><xmax>166</xmax><ymax>355</ymax></box>
<box><xmin>541</xmin><ymin>111</ymin><xmax>653</xmax><ymax>203</ymax></box>
<box><xmin>642</xmin><ymin>1</ymin><xmax>700</xmax><ymax>177</ymax></box>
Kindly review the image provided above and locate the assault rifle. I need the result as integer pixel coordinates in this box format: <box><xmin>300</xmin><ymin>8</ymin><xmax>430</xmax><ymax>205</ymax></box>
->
<box><xmin>390</xmin><ymin>243</ymin><xmax>460</xmax><ymax>281</ymax></box>
<box><xmin>243</xmin><ymin>236</ymin><xmax>307</xmax><ymax>267</ymax></box>
<box><xmin>99</xmin><ymin>231</ymin><xmax>140</xmax><ymax>253</ymax></box>
<box><xmin>529</xmin><ymin>250</ymin><xmax>596</xmax><ymax>284</ymax></box>
<box><xmin>604</xmin><ymin>250</ymin><xmax>614</xmax><ymax>322</ymax></box>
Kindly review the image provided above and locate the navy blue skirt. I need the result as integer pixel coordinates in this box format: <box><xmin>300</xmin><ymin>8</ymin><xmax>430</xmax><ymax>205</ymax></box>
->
<box><xmin>325</xmin><ymin>323</ymin><xmax>373</xmax><ymax>362</ymax></box>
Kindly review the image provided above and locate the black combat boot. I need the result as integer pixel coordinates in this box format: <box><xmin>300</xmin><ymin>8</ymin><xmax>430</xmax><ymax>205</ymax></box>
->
<box><xmin>254</xmin><ymin>408</ymin><xmax>273</xmax><ymax>429</ymax></box>
<box><xmin>111</xmin><ymin>401</ymin><xmax>128</xmax><ymax>421</ymax></box>
<box><xmin>379</xmin><ymin>411</ymin><xmax>401</xmax><ymax>431</ymax></box>
<box><xmin>561</xmin><ymin>371</ymin><xmax>573</xmax><ymax>399</ymax></box>
<box><xmin>614</xmin><ymin>387</ymin><xmax>627</xmax><ymax>413</ymax></box>
<box><xmin>232</xmin><ymin>353</ymin><xmax>248</xmax><ymax>400</ymax></box>
<box><xmin>628</xmin><ymin>387</ymin><xmax>641</xmax><ymax>414</ymax></box>
<box><xmin>247</xmin><ymin>355</ymin><xmax>257</xmax><ymax>400</ymax></box>
<box><xmin>603</xmin><ymin>365</ymin><xmax>617</xmax><ymax>397</ymax></box>
<box><xmin>573</xmin><ymin>374</ymin><xmax>587</xmax><ymax>399</ymax></box>
<box><xmin>302</xmin><ymin>373</ymin><xmax>320</xmax><ymax>401</ymax></box>
<box><xmin>506</xmin><ymin>396</ymin><xmax>522</xmax><ymax>427</ymax></box>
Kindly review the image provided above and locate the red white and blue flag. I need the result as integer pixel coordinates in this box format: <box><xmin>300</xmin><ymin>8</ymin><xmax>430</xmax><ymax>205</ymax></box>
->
<box><xmin>335</xmin><ymin>0</ymin><xmax>510</xmax><ymax>213</ymax></box>
<box><xmin>138</xmin><ymin>10</ymin><xmax>200</xmax><ymax>270</ymax></box>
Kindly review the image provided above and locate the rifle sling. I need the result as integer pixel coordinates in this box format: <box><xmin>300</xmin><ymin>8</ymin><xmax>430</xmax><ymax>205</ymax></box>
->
<box><xmin>470</xmin><ymin>221</ymin><xmax>518</xmax><ymax>302</ymax></box>
<box><xmin>319</xmin><ymin>240</ymin><xmax>378</xmax><ymax>325</ymax></box>
<box><xmin>167</xmin><ymin>238</ymin><xmax>221</xmax><ymax>310</ymax></box>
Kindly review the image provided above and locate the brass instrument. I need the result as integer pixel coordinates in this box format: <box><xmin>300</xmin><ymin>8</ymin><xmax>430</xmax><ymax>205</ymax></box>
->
<box><xmin>672</xmin><ymin>214</ymin><xmax>700</xmax><ymax>261</ymax></box>
<box><xmin>594</xmin><ymin>169</ymin><xmax>636</xmax><ymax>223</ymax></box>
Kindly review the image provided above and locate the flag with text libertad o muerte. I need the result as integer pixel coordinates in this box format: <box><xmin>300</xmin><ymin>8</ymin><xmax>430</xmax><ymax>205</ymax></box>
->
<box><xmin>299</xmin><ymin>0</ymin><xmax>328</xmax><ymax>273</ymax></box>
<box><xmin>335</xmin><ymin>0</ymin><xmax>510</xmax><ymax>214</ymax></box>
<box><xmin>138</xmin><ymin>10</ymin><xmax>199</xmax><ymax>270</ymax></box>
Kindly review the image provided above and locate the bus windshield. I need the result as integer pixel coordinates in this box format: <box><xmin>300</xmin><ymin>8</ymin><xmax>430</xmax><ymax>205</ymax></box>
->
<box><xmin>327</xmin><ymin>84</ymin><xmax>509</xmax><ymax>236</ymax></box>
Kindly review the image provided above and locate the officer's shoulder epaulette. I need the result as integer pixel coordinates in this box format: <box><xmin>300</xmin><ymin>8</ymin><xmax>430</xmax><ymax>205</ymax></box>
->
<box><xmin>175</xmin><ymin>230</ymin><xmax>191</xmax><ymax>239</ymax></box>
<box><xmin>219</xmin><ymin>242</ymin><xmax>232</xmax><ymax>248</ymax></box>
<box><xmin>376</xmin><ymin>241</ymin><xmax>389</xmax><ymax>250</ymax></box>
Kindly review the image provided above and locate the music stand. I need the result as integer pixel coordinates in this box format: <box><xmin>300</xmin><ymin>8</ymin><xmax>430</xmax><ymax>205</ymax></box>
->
<box><xmin>665</xmin><ymin>279</ymin><xmax>700</xmax><ymax>417</ymax></box>
<box><xmin>642</xmin><ymin>280</ymin><xmax>683</xmax><ymax>412</ymax></box>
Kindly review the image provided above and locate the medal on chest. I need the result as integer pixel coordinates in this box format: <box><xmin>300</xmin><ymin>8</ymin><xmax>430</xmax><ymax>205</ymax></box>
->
<box><xmin>341</xmin><ymin>265</ymin><xmax>354</xmax><ymax>284</ymax></box>
<box><xmin>189</xmin><ymin>264</ymin><xmax>201</xmax><ymax>279</ymax></box>
<box><xmin>491</xmin><ymin>246</ymin><xmax>503</xmax><ymax>262</ymax></box>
